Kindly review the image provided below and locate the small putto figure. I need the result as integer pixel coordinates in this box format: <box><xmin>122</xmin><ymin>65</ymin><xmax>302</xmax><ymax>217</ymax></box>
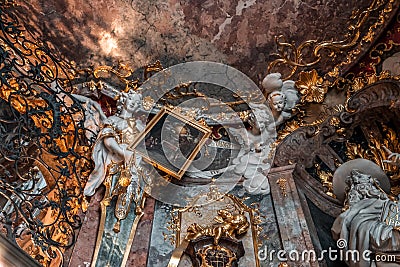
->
<box><xmin>262</xmin><ymin>72</ymin><xmax>299</xmax><ymax>131</ymax></box>
<box><xmin>185</xmin><ymin>209</ymin><xmax>249</xmax><ymax>245</ymax></box>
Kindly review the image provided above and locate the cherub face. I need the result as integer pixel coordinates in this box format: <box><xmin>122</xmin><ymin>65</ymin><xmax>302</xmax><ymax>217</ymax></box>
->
<box><xmin>124</xmin><ymin>94</ymin><xmax>141</xmax><ymax>113</ymax></box>
<box><xmin>270</xmin><ymin>94</ymin><xmax>285</xmax><ymax>112</ymax></box>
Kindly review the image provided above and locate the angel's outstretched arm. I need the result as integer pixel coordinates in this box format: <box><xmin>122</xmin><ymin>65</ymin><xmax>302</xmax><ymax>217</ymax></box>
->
<box><xmin>103</xmin><ymin>136</ymin><xmax>133</xmax><ymax>163</ymax></box>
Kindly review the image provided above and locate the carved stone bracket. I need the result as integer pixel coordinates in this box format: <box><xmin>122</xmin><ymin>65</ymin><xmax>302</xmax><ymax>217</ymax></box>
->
<box><xmin>345</xmin><ymin>80</ymin><xmax>400</xmax><ymax>113</ymax></box>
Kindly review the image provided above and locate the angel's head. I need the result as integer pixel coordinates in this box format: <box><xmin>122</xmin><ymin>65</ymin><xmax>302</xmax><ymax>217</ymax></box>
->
<box><xmin>268</xmin><ymin>91</ymin><xmax>286</xmax><ymax>112</ymax></box>
<box><xmin>117</xmin><ymin>90</ymin><xmax>142</xmax><ymax>115</ymax></box>
<box><xmin>344</xmin><ymin>170</ymin><xmax>387</xmax><ymax>208</ymax></box>
<box><xmin>217</xmin><ymin>209</ymin><xmax>232</xmax><ymax>219</ymax></box>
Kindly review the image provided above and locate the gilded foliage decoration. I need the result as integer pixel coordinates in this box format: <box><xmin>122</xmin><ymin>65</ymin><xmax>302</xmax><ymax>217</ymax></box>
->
<box><xmin>296</xmin><ymin>69</ymin><xmax>329</xmax><ymax>103</ymax></box>
<box><xmin>344</xmin><ymin>13</ymin><xmax>400</xmax><ymax>96</ymax></box>
<box><xmin>268</xmin><ymin>0</ymin><xmax>396</xmax><ymax>81</ymax></box>
<box><xmin>267</xmin><ymin>0</ymin><xmax>399</xmax><ymax>140</ymax></box>
<box><xmin>346</xmin><ymin>124</ymin><xmax>400</xmax><ymax>195</ymax></box>
<box><xmin>315</xmin><ymin>164</ymin><xmax>336</xmax><ymax>198</ymax></box>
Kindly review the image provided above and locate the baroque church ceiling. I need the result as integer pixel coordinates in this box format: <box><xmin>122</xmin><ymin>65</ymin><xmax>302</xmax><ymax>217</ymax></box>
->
<box><xmin>13</xmin><ymin>0</ymin><xmax>399</xmax><ymax>126</ymax></box>
<box><xmin>13</xmin><ymin>0</ymin><xmax>383</xmax><ymax>80</ymax></box>
<box><xmin>1</xmin><ymin>0</ymin><xmax>400</xmax><ymax>267</ymax></box>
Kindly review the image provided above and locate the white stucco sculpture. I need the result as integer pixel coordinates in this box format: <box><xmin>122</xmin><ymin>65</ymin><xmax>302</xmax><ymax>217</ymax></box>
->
<box><xmin>331</xmin><ymin>159</ymin><xmax>400</xmax><ymax>267</ymax></box>
<box><xmin>74</xmin><ymin>90</ymin><xmax>145</xmax><ymax>197</ymax></box>
<box><xmin>227</xmin><ymin>73</ymin><xmax>299</xmax><ymax>195</ymax></box>
<box><xmin>229</xmin><ymin>102</ymin><xmax>275</xmax><ymax>195</ymax></box>
<box><xmin>263</xmin><ymin>73</ymin><xmax>299</xmax><ymax>131</ymax></box>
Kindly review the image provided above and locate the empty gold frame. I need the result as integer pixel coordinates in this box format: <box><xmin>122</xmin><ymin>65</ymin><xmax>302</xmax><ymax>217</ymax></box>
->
<box><xmin>129</xmin><ymin>107</ymin><xmax>211</xmax><ymax>179</ymax></box>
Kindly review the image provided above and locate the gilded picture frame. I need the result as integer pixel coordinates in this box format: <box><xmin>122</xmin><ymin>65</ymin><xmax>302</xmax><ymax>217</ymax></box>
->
<box><xmin>129</xmin><ymin>107</ymin><xmax>211</xmax><ymax>179</ymax></box>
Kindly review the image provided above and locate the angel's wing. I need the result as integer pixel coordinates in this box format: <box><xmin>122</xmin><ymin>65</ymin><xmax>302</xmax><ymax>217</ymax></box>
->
<box><xmin>72</xmin><ymin>94</ymin><xmax>107</xmax><ymax>141</ymax></box>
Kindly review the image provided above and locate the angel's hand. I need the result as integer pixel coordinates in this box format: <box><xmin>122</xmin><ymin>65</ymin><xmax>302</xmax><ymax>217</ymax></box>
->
<box><xmin>383</xmin><ymin>146</ymin><xmax>400</xmax><ymax>166</ymax></box>
<box><xmin>123</xmin><ymin>149</ymin><xmax>134</xmax><ymax>164</ymax></box>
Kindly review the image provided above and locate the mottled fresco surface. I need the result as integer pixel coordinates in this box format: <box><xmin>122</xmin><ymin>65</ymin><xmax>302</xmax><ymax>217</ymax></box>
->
<box><xmin>15</xmin><ymin>0</ymin><xmax>375</xmax><ymax>82</ymax></box>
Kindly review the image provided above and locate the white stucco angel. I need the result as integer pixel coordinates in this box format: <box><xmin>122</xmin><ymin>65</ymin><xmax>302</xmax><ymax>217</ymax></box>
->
<box><xmin>262</xmin><ymin>72</ymin><xmax>300</xmax><ymax>131</ymax></box>
<box><xmin>73</xmin><ymin>90</ymin><xmax>145</xmax><ymax>197</ymax></box>
<box><xmin>227</xmin><ymin>73</ymin><xmax>299</xmax><ymax>195</ymax></box>
<box><xmin>229</xmin><ymin>102</ymin><xmax>275</xmax><ymax>195</ymax></box>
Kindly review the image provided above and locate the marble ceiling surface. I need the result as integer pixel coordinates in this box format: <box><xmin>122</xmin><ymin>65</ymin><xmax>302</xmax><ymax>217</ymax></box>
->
<box><xmin>14</xmin><ymin>0</ymin><xmax>387</xmax><ymax>82</ymax></box>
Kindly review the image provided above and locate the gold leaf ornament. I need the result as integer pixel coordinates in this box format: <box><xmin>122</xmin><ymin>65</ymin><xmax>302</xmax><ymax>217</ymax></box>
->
<box><xmin>296</xmin><ymin>69</ymin><xmax>329</xmax><ymax>103</ymax></box>
<box><xmin>142</xmin><ymin>96</ymin><xmax>155</xmax><ymax>111</ymax></box>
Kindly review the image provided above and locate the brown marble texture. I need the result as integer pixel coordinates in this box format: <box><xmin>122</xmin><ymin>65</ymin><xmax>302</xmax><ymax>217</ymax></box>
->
<box><xmin>12</xmin><ymin>0</ymin><xmax>392</xmax><ymax>83</ymax></box>
<box><xmin>67</xmin><ymin>187</ymin><xmax>105</xmax><ymax>267</ymax></box>
<box><xmin>125</xmin><ymin>197</ymin><xmax>156</xmax><ymax>267</ymax></box>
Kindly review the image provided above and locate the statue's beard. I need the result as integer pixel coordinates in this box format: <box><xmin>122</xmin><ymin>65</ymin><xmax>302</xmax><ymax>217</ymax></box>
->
<box><xmin>346</xmin><ymin>183</ymin><xmax>387</xmax><ymax>207</ymax></box>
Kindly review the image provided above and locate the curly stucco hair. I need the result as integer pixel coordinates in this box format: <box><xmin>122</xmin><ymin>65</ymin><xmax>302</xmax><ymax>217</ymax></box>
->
<box><xmin>115</xmin><ymin>90</ymin><xmax>142</xmax><ymax>115</ymax></box>
<box><xmin>343</xmin><ymin>169</ymin><xmax>388</xmax><ymax>210</ymax></box>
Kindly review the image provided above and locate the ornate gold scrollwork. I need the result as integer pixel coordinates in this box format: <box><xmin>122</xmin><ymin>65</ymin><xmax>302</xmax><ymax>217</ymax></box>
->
<box><xmin>268</xmin><ymin>0</ymin><xmax>395</xmax><ymax>80</ymax></box>
<box><xmin>0</xmin><ymin>0</ymin><xmax>17</xmax><ymax>7</ymax></box>
<box><xmin>166</xmin><ymin>183</ymin><xmax>263</xmax><ymax>267</ymax></box>
<box><xmin>264</xmin><ymin>0</ymin><xmax>396</xmax><ymax>137</ymax></box>
<box><xmin>185</xmin><ymin>209</ymin><xmax>250</xmax><ymax>245</ymax></box>
<box><xmin>144</xmin><ymin>60</ymin><xmax>163</xmax><ymax>80</ymax></box>
<box><xmin>315</xmin><ymin>164</ymin><xmax>336</xmax><ymax>198</ymax></box>
<box><xmin>0</xmin><ymin>7</ymin><xmax>95</xmax><ymax>265</ymax></box>
<box><xmin>94</xmin><ymin>63</ymin><xmax>139</xmax><ymax>92</ymax></box>
<box><xmin>346</xmin><ymin>68</ymin><xmax>393</xmax><ymax>97</ymax></box>
<box><xmin>338</xmin><ymin>13</ymin><xmax>400</xmax><ymax>98</ymax></box>
<box><xmin>346</xmin><ymin>123</ymin><xmax>400</xmax><ymax>195</ymax></box>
